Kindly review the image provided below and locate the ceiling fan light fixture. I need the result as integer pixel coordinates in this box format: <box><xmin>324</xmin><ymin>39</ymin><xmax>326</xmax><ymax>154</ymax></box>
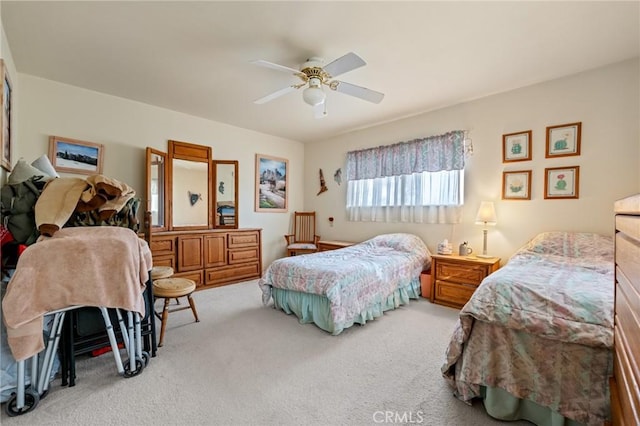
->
<box><xmin>302</xmin><ymin>83</ymin><xmax>326</xmax><ymax>106</ymax></box>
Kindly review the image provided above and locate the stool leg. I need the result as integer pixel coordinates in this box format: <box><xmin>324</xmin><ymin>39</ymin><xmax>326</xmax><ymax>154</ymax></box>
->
<box><xmin>187</xmin><ymin>294</ymin><xmax>200</xmax><ymax>323</ymax></box>
<box><xmin>158</xmin><ymin>298</ymin><xmax>171</xmax><ymax>348</ymax></box>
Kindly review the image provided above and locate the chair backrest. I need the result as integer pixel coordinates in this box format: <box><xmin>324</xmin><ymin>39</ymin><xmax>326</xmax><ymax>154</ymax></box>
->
<box><xmin>292</xmin><ymin>211</ymin><xmax>316</xmax><ymax>244</ymax></box>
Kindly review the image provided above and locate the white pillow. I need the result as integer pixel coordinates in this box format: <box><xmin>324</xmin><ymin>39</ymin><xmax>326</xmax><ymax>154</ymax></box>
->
<box><xmin>7</xmin><ymin>159</ymin><xmax>49</xmax><ymax>184</ymax></box>
<box><xmin>31</xmin><ymin>154</ymin><xmax>59</xmax><ymax>178</ymax></box>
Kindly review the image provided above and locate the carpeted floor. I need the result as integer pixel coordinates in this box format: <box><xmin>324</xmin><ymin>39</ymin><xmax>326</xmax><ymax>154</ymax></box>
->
<box><xmin>0</xmin><ymin>280</ymin><xmax>531</xmax><ymax>425</ymax></box>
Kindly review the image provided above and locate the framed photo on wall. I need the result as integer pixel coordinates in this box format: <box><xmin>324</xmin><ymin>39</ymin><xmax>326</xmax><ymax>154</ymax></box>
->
<box><xmin>255</xmin><ymin>153</ymin><xmax>288</xmax><ymax>212</ymax></box>
<box><xmin>544</xmin><ymin>166</ymin><xmax>580</xmax><ymax>199</ymax></box>
<box><xmin>502</xmin><ymin>130</ymin><xmax>531</xmax><ymax>163</ymax></box>
<box><xmin>545</xmin><ymin>122</ymin><xmax>581</xmax><ymax>158</ymax></box>
<box><xmin>1</xmin><ymin>60</ymin><xmax>13</xmax><ymax>171</ymax></box>
<box><xmin>502</xmin><ymin>170</ymin><xmax>532</xmax><ymax>200</ymax></box>
<box><xmin>49</xmin><ymin>136</ymin><xmax>104</xmax><ymax>175</ymax></box>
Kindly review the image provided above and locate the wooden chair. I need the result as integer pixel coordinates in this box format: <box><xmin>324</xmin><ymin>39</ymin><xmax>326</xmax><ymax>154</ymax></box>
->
<box><xmin>284</xmin><ymin>211</ymin><xmax>320</xmax><ymax>256</ymax></box>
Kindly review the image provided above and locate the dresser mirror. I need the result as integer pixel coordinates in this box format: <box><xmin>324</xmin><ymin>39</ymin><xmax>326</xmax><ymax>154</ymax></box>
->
<box><xmin>145</xmin><ymin>147</ymin><xmax>167</xmax><ymax>231</ymax></box>
<box><xmin>146</xmin><ymin>141</ymin><xmax>238</xmax><ymax>231</ymax></box>
<box><xmin>167</xmin><ymin>140</ymin><xmax>213</xmax><ymax>231</ymax></box>
<box><xmin>213</xmin><ymin>160</ymin><xmax>238</xmax><ymax>229</ymax></box>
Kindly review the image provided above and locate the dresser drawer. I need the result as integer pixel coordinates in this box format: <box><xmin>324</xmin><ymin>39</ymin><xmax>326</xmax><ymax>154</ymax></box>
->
<box><xmin>434</xmin><ymin>280</ymin><xmax>476</xmax><ymax>308</ymax></box>
<box><xmin>151</xmin><ymin>235</ymin><xmax>175</xmax><ymax>257</ymax></box>
<box><xmin>205</xmin><ymin>262</ymin><xmax>261</xmax><ymax>286</ymax></box>
<box><xmin>228</xmin><ymin>247</ymin><xmax>259</xmax><ymax>265</ymax></box>
<box><xmin>435</xmin><ymin>262</ymin><xmax>488</xmax><ymax>285</ymax></box>
<box><xmin>228</xmin><ymin>231</ymin><xmax>260</xmax><ymax>248</ymax></box>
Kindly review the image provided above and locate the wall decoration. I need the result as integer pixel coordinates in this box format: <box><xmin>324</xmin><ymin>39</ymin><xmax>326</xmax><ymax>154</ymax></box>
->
<box><xmin>502</xmin><ymin>130</ymin><xmax>531</xmax><ymax>163</ymax></box>
<box><xmin>218</xmin><ymin>181</ymin><xmax>225</xmax><ymax>194</ymax></box>
<box><xmin>502</xmin><ymin>170</ymin><xmax>532</xmax><ymax>200</ymax></box>
<box><xmin>317</xmin><ymin>168</ymin><xmax>328</xmax><ymax>195</ymax></box>
<box><xmin>49</xmin><ymin>136</ymin><xmax>104</xmax><ymax>175</ymax></box>
<box><xmin>255</xmin><ymin>153</ymin><xmax>288</xmax><ymax>212</ymax></box>
<box><xmin>334</xmin><ymin>168</ymin><xmax>342</xmax><ymax>185</ymax></box>
<box><xmin>188</xmin><ymin>191</ymin><xmax>202</xmax><ymax>206</ymax></box>
<box><xmin>545</xmin><ymin>122</ymin><xmax>581</xmax><ymax>158</ymax></box>
<box><xmin>544</xmin><ymin>166</ymin><xmax>580</xmax><ymax>199</ymax></box>
<box><xmin>1</xmin><ymin>60</ymin><xmax>12</xmax><ymax>171</ymax></box>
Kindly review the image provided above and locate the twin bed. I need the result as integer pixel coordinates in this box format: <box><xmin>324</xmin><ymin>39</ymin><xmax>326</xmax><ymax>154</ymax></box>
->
<box><xmin>442</xmin><ymin>231</ymin><xmax>614</xmax><ymax>426</ymax></box>
<box><xmin>258</xmin><ymin>233</ymin><xmax>431</xmax><ymax>335</ymax></box>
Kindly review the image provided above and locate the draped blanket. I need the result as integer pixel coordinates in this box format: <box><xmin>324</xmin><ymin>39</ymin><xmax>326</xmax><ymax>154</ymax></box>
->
<box><xmin>2</xmin><ymin>227</ymin><xmax>152</xmax><ymax>361</ymax></box>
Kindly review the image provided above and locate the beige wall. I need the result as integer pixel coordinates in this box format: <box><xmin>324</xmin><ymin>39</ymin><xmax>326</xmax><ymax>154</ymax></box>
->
<box><xmin>14</xmin><ymin>75</ymin><xmax>305</xmax><ymax>267</ymax></box>
<box><xmin>305</xmin><ymin>59</ymin><xmax>640</xmax><ymax>262</ymax></box>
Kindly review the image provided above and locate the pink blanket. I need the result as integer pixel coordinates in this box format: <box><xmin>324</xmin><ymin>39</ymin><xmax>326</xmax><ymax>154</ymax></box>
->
<box><xmin>2</xmin><ymin>227</ymin><xmax>152</xmax><ymax>361</ymax></box>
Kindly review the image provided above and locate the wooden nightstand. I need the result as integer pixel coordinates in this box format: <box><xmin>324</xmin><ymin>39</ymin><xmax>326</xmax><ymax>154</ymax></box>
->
<box><xmin>430</xmin><ymin>254</ymin><xmax>500</xmax><ymax>309</ymax></box>
<box><xmin>317</xmin><ymin>240</ymin><xmax>355</xmax><ymax>251</ymax></box>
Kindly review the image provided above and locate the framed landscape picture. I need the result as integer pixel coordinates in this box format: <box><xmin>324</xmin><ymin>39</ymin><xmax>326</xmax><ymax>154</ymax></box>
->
<box><xmin>255</xmin><ymin>153</ymin><xmax>288</xmax><ymax>212</ymax></box>
<box><xmin>544</xmin><ymin>166</ymin><xmax>580</xmax><ymax>199</ymax></box>
<box><xmin>502</xmin><ymin>170</ymin><xmax>532</xmax><ymax>200</ymax></box>
<box><xmin>49</xmin><ymin>136</ymin><xmax>104</xmax><ymax>175</ymax></box>
<box><xmin>1</xmin><ymin>60</ymin><xmax>12</xmax><ymax>171</ymax></box>
<box><xmin>502</xmin><ymin>130</ymin><xmax>531</xmax><ymax>163</ymax></box>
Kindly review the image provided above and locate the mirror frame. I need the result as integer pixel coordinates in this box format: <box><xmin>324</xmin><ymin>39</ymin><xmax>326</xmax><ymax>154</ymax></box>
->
<box><xmin>145</xmin><ymin>147</ymin><xmax>168</xmax><ymax>232</ymax></box>
<box><xmin>213</xmin><ymin>160</ymin><xmax>239</xmax><ymax>229</ymax></box>
<box><xmin>167</xmin><ymin>140</ymin><xmax>213</xmax><ymax>231</ymax></box>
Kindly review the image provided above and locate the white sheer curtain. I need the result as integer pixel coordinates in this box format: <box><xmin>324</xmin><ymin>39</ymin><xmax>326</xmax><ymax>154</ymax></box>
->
<box><xmin>346</xmin><ymin>131</ymin><xmax>465</xmax><ymax>224</ymax></box>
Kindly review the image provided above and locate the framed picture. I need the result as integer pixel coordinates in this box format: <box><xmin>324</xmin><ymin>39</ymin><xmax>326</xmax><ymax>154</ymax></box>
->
<box><xmin>544</xmin><ymin>166</ymin><xmax>580</xmax><ymax>199</ymax></box>
<box><xmin>502</xmin><ymin>130</ymin><xmax>531</xmax><ymax>162</ymax></box>
<box><xmin>255</xmin><ymin>153</ymin><xmax>288</xmax><ymax>212</ymax></box>
<box><xmin>1</xmin><ymin>60</ymin><xmax>13</xmax><ymax>171</ymax></box>
<box><xmin>49</xmin><ymin>136</ymin><xmax>104</xmax><ymax>175</ymax></box>
<box><xmin>545</xmin><ymin>122</ymin><xmax>581</xmax><ymax>158</ymax></box>
<box><xmin>502</xmin><ymin>170</ymin><xmax>532</xmax><ymax>200</ymax></box>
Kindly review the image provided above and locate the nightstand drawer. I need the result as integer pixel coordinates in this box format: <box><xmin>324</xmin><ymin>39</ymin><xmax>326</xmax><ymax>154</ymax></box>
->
<box><xmin>434</xmin><ymin>280</ymin><xmax>476</xmax><ymax>308</ymax></box>
<box><xmin>435</xmin><ymin>262</ymin><xmax>488</xmax><ymax>285</ymax></box>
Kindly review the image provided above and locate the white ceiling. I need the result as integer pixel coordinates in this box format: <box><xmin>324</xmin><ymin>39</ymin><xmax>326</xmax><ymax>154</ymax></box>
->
<box><xmin>2</xmin><ymin>1</ymin><xmax>639</xmax><ymax>143</ymax></box>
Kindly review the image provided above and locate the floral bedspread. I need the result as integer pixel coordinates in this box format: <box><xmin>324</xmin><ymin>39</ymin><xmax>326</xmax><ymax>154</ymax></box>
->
<box><xmin>259</xmin><ymin>233</ymin><xmax>430</xmax><ymax>329</ymax></box>
<box><xmin>442</xmin><ymin>232</ymin><xmax>614</xmax><ymax>425</ymax></box>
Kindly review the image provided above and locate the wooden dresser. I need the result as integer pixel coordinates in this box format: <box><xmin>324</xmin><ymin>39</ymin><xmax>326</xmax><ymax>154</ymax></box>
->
<box><xmin>611</xmin><ymin>194</ymin><xmax>640</xmax><ymax>425</ymax></box>
<box><xmin>149</xmin><ymin>228</ymin><xmax>262</xmax><ymax>290</ymax></box>
<box><xmin>430</xmin><ymin>254</ymin><xmax>500</xmax><ymax>309</ymax></box>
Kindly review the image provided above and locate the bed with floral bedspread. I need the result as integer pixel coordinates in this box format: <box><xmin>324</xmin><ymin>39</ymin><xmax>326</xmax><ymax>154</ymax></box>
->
<box><xmin>442</xmin><ymin>231</ymin><xmax>614</xmax><ymax>426</ymax></box>
<box><xmin>258</xmin><ymin>233</ymin><xmax>431</xmax><ymax>335</ymax></box>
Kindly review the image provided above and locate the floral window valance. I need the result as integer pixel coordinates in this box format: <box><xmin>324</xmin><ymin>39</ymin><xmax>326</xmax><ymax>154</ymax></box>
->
<box><xmin>346</xmin><ymin>130</ymin><xmax>465</xmax><ymax>180</ymax></box>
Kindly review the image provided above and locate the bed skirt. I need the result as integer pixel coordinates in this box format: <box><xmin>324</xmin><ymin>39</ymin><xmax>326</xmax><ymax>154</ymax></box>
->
<box><xmin>271</xmin><ymin>278</ymin><xmax>421</xmax><ymax>335</ymax></box>
<box><xmin>481</xmin><ymin>386</ymin><xmax>585</xmax><ymax>426</ymax></box>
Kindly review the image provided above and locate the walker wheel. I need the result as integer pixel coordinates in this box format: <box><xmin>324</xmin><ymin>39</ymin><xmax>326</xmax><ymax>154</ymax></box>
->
<box><xmin>123</xmin><ymin>358</ymin><xmax>145</xmax><ymax>378</ymax></box>
<box><xmin>140</xmin><ymin>351</ymin><xmax>150</xmax><ymax>367</ymax></box>
<box><xmin>4</xmin><ymin>389</ymin><xmax>40</xmax><ymax>416</ymax></box>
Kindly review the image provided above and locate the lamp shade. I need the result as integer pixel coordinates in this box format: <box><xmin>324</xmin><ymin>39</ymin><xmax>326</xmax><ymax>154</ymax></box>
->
<box><xmin>475</xmin><ymin>201</ymin><xmax>497</xmax><ymax>225</ymax></box>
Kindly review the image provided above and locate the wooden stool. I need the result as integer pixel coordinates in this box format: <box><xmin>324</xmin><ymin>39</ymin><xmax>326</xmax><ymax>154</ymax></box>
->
<box><xmin>153</xmin><ymin>277</ymin><xmax>200</xmax><ymax>347</ymax></box>
<box><xmin>151</xmin><ymin>266</ymin><xmax>174</xmax><ymax>280</ymax></box>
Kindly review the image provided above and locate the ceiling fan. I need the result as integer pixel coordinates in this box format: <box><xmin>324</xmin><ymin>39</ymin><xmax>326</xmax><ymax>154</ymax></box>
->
<box><xmin>251</xmin><ymin>52</ymin><xmax>384</xmax><ymax>118</ymax></box>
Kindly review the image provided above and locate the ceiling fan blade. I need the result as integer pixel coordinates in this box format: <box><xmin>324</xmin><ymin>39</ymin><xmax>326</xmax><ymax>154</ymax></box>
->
<box><xmin>331</xmin><ymin>81</ymin><xmax>384</xmax><ymax>104</ymax></box>
<box><xmin>313</xmin><ymin>102</ymin><xmax>327</xmax><ymax>119</ymax></box>
<box><xmin>254</xmin><ymin>85</ymin><xmax>298</xmax><ymax>104</ymax></box>
<box><xmin>251</xmin><ymin>59</ymin><xmax>302</xmax><ymax>76</ymax></box>
<box><xmin>323</xmin><ymin>52</ymin><xmax>366</xmax><ymax>78</ymax></box>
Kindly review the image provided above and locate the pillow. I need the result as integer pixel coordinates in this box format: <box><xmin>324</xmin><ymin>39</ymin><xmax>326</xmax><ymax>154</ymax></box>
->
<box><xmin>31</xmin><ymin>154</ymin><xmax>59</xmax><ymax>178</ymax></box>
<box><xmin>523</xmin><ymin>231</ymin><xmax>613</xmax><ymax>260</ymax></box>
<box><xmin>7</xmin><ymin>159</ymin><xmax>49</xmax><ymax>184</ymax></box>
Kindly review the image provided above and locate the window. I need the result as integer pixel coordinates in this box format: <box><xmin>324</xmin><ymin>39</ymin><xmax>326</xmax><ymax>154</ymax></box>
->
<box><xmin>345</xmin><ymin>131</ymin><xmax>465</xmax><ymax>223</ymax></box>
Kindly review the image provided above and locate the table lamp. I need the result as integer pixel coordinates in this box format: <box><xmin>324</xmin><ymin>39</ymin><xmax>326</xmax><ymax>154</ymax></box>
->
<box><xmin>475</xmin><ymin>201</ymin><xmax>497</xmax><ymax>258</ymax></box>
